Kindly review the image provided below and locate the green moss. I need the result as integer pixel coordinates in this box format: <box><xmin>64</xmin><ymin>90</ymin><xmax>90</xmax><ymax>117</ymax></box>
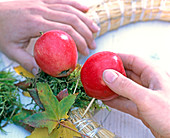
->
<box><xmin>0</xmin><ymin>70</ymin><xmax>22</xmax><ymax>131</ymax></box>
<box><xmin>28</xmin><ymin>65</ymin><xmax>103</xmax><ymax>110</ymax></box>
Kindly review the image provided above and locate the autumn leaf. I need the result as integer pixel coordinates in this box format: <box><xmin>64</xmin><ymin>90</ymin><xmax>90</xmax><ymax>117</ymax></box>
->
<box><xmin>12</xmin><ymin>109</ymin><xmax>35</xmax><ymax>132</ymax></box>
<box><xmin>24</xmin><ymin>83</ymin><xmax>77</xmax><ymax>134</ymax></box>
<box><xmin>54</xmin><ymin>121</ymin><xmax>81</xmax><ymax>138</ymax></box>
<box><xmin>27</xmin><ymin>121</ymin><xmax>81</xmax><ymax>138</ymax></box>
<box><xmin>15</xmin><ymin>81</ymin><xmax>32</xmax><ymax>90</ymax></box>
<box><xmin>22</xmin><ymin>91</ymin><xmax>31</xmax><ymax>97</ymax></box>
<box><xmin>56</xmin><ymin>88</ymin><xmax>69</xmax><ymax>101</ymax></box>
<box><xmin>14</xmin><ymin>65</ymin><xmax>35</xmax><ymax>78</ymax></box>
<box><xmin>27</xmin><ymin>88</ymin><xmax>44</xmax><ymax>110</ymax></box>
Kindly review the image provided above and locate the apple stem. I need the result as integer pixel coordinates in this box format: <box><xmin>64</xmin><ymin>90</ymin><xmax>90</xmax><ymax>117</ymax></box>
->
<box><xmin>39</xmin><ymin>31</ymin><xmax>44</xmax><ymax>36</ymax></box>
<box><xmin>73</xmin><ymin>78</ymin><xmax>80</xmax><ymax>94</ymax></box>
<box><xmin>82</xmin><ymin>98</ymin><xmax>95</xmax><ymax>117</ymax></box>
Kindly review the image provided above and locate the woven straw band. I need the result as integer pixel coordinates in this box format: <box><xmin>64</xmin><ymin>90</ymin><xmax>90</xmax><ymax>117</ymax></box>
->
<box><xmin>86</xmin><ymin>0</ymin><xmax>170</xmax><ymax>38</ymax></box>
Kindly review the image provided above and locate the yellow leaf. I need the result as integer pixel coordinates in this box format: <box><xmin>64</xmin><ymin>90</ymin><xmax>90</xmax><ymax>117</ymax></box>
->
<box><xmin>14</xmin><ymin>66</ymin><xmax>35</xmax><ymax>78</ymax></box>
<box><xmin>27</xmin><ymin>121</ymin><xmax>81</xmax><ymax>138</ymax></box>
<box><xmin>26</xmin><ymin>128</ymin><xmax>49</xmax><ymax>138</ymax></box>
<box><xmin>22</xmin><ymin>91</ymin><xmax>31</xmax><ymax>97</ymax></box>
<box><xmin>54</xmin><ymin>121</ymin><xmax>81</xmax><ymax>138</ymax></box>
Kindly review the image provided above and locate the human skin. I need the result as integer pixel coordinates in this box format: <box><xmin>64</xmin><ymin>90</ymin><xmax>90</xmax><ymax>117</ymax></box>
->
<box><xmin>0</xmin><ymin>0</ymin><xmax>99</xmax><ymax>75</ymax></box>
<box><xmin>102</xmin><ymin>53</ymin><xmax>170</xmax><ymax>138</ymax></box>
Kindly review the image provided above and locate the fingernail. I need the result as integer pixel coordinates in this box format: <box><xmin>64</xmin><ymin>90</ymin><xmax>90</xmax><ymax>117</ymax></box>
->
<box><xmin>91</xmin><ymin>40</ymin><xmax>96</xmax><ymax>49</ymax></box>
<box><xmin>83</xmin><ymin>5</ymin><xmax>89</xmax><ymax>10</ymax></box>
<box><xmin>92</xmin><ymin>22</ymin><xmax>100</xmax><ymax>32</ymax></box>
<box><xmin>32</xmin><ymin>68</ymin><xmax>38</xmax><ymax>76</ymax></box>
<box><xmin>103</xmin><ymin>70</ymin><xmax>118</xmax><ymax>83</ymax></box>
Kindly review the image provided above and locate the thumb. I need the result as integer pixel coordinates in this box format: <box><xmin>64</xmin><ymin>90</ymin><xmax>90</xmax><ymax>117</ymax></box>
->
<box><xmin>6</xmin><ymin>47</ymin><xmax>39</xmax><ymax>76</ymax></box>
<box><xmin>103</xmin><ymin>69</ymin><xmax>150</xmax><ymax>105</ymax></box>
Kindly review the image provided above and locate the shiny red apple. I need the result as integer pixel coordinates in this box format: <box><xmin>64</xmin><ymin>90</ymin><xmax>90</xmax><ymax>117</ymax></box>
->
<box><xmin>81</xmin><ymin>51</ymin><xmax>126</xmax><ymax>101</ymax></box>
<box><xmin>34</xmin><ymin>30</ymin><xmax>78</xmax><ymax>77</ymax></box>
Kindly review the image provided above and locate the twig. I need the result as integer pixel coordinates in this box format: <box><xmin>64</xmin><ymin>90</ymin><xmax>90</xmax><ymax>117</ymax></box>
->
<box><xmin>73</xmin><ymin>77</ymin><xmax>80</xmax><ymax>94</ymax></box>
<box><xmin>82</xmin><ymin>98</ymin><xmax>95</xmax><ymax>117</ymax></box>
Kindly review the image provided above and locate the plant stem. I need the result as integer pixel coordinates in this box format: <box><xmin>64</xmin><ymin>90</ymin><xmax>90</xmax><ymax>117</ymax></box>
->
<box><xmin>58</xmin><ymin>121</ymin><xmax>90</xmax><ymax>138</ymax></box>
<box><xmin>48</xmin><ymin>119</ymin><xmax>90</xmax><ymax>137</ymax></box>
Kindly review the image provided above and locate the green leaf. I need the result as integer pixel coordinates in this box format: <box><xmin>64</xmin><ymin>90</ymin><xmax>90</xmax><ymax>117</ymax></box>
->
<box><xmin>12</xmin><ymin>109</ymin><xmax>35</xmax><ymax>132</ymax></box>
<box><xmin>58</xmin><ymin>94</ymin><xmax>77</xmax><ymax>119</ymax></box>
<box><xmin>24</xmin><ymin>83</ymin><xmax>76</xmax><ymax>134</ymax></box>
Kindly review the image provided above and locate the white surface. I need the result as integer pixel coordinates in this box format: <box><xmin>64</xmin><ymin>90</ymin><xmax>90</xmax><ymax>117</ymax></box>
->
<box><xmin>1</xmin><ymin>0</ymin><xmax>170</xmax><ymax>137</ymax></box>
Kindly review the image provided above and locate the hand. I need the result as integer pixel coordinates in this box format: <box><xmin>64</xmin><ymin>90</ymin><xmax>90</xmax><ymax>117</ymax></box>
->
<box><xmin>0</xmin><ymin>0</ymin><xmax>99</xmax><ymax>75</ymax></box>
<box><xmin>102</xmin><ymin>53</ymin><xmax>170</xmax><ymax>138</ymax></box>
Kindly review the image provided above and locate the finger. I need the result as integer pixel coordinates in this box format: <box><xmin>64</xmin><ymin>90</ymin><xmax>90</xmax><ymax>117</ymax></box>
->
<box><xmin>4</xmin><ymin>46</ymin><xmax>39</xmax><ymax>75</ymax></box>
<box><xmin>103</xmin><ymin>69</ymin><xmax>152</xmax><ymax>106</ymax></box>
<box><xmin>103</xmin><ymin>97</ymin><xmax>139</xmax><ymax>118</ymax></box>
<box><xmin>117</xmin><ymin>53</ymin><xmax>166</xmax><ymax>90</ymax></box>
<box><xmin>43</xmin><ymin>10</ymin><xmax>96</xmax><ymax>49</ymax></box>
<box><xmin>43</xmin><ymin>0</ymin><xmax>89</xmax><ymax>12</ymax></box>
<box><xmin>126</xmin><ymin>70</ymin><xmax>142</xmax><ymax>85</ymax></box>
<box><xmin>47</xmin><ymin>4</ymin><xmax>100</xmax><ymax>33</ymax></box>
<box><xmin>33</xmin><ymin>19</ymin><xmax>90</xmax><ymax>55</ymax></box>
<box><xmin>117</xmin><ymin>53</ymin><xmax>150</xmax><ymax>76</ymax></box>
<box><xmin>60</xmin><ymin>24</ymin><xmax>90</xmax><ymax>55</ymax></box>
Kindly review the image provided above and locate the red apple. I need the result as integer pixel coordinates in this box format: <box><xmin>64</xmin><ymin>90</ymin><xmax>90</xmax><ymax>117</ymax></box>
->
<box><xmin>81</xmin><ymin>51</ymin><xmax>126</xmax><ymax>101</ymax></box>
<box><xmin>34</xmin><ymin>30</ymin><xmax>78</xmax><ymax>77</ymax></box>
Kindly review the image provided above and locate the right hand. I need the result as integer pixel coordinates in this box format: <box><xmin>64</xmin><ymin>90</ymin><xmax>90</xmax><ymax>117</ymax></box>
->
<box><xmin>103</xmin><ymin>53</ymin><xmax>170</xmax><ymax>138</ymax></box>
